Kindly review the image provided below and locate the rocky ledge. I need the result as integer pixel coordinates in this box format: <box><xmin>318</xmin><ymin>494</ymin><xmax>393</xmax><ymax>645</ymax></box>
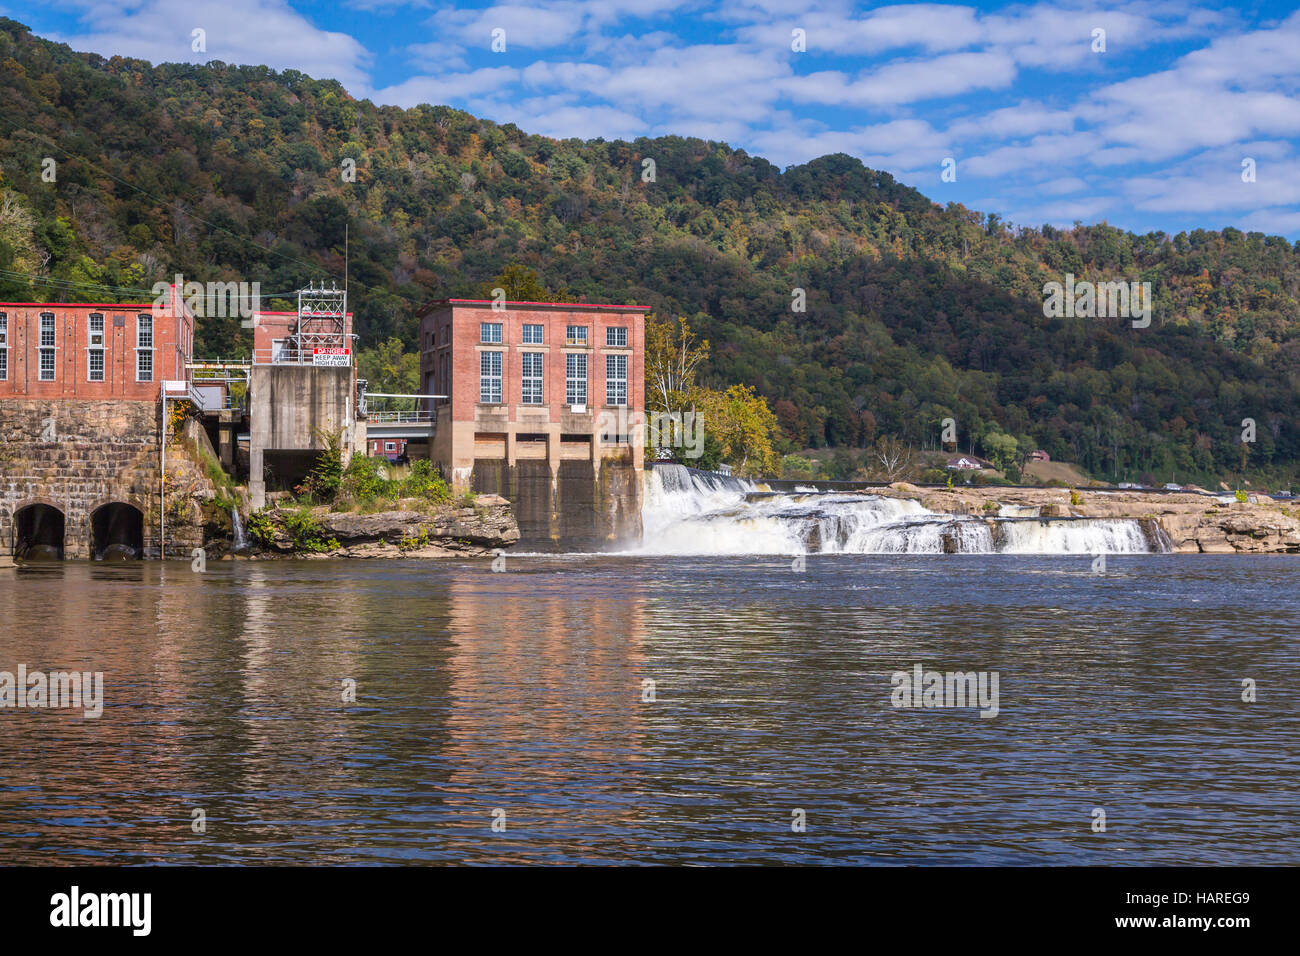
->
<box><xmin>879</xmin><ymin>484</ymin><xmax>1300</xmax><ymax>554</ymax></box>
<box><xmin>254</xmin><ymin>494</ymin><xmax>519</xmax><ymax>558</ymax></box>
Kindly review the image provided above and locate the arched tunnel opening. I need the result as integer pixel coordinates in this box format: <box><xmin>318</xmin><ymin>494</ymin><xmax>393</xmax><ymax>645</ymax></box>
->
<box><xmin>14</xmin><ymin>504</ymin><xmax>66</xmax><ymax>561</ymax></box>
<box><xmin>91</xmin><ymin>503</ymin><xmax>144</xmax><ymax>561</ymax></box>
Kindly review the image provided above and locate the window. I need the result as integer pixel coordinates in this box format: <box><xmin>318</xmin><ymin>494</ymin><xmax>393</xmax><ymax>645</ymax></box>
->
<box><xmin>606</xmin><ymin>354</ymin><xmax>628</xmax><ymax>406</ymax></box>
<box><xmin>521</xmin><ymin>352</ymin><xmax>543</xmax><ymax>405</ymax></box>
<box><xmin>136</xmin><ymin>314</ymin><xmax>153</xmax><ymax>382</ymax></box>
<box><xmin>385</xmin><ymin>441</ymin><xmax>396</xmax><ymax>452</ymax></box>
<box><xmin>521</xmin><ymin>323</ymin><xmax>544</xmax><ymax>344</ymax></box>
<box><xmin>480</xmin><ymin>350</ymin><xmax>502</xmax><ymax>404</ymax></box>
<box><xmin>88</xmin><ymin>313</ymin><xmax>105</xmax><ymax>381</ymax></box>
<box><xmin>606</xmin><ymin>326</ymin><xmax>628</xmax><ymax>347</ymax></box>
<box><xmin>480</xmin><ymin>322</ymin><xmax>502</xmax><ymax>344</ymax></box>
<box><xmin>0</xmin><ymin>313</ymin><xmax>7</xmax><ymax>381</ymax></box>
<box><xmin>39</xmin><ymin>313</ymin><xmax>55</xmax><ymax>381</ymax></box>
<box><xmin>566</xmin><ymin>352</ymin><xmax>587</xmax><ymax>406</ymax></box>
<box><xmin>565</xmin><ymin>325</ymin><xmax>587</xmax><ymax>346</ymax></box>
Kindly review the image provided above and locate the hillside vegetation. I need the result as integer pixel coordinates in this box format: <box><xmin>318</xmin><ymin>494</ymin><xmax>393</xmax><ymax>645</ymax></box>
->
<box><xmin>2</xmin><ymin>18</ymin><xmax>1299</xmax><ymax>486</ymax></box>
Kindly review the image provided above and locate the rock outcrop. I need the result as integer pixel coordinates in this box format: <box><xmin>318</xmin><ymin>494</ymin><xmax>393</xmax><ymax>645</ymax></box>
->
<box><xmin>255</xmin><ymin>494</ymin><xmax>519</xmax><ymax>558</ymax></box>
<box><xmin>875</xmin><ymin>484</ymin><xmax>1300</xmax><ymax>554</ymax></box>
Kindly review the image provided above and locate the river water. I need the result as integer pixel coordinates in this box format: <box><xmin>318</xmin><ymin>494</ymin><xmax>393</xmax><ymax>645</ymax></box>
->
<box><xmin>1</xmin><ymin>554</ymin><xmax>1296</xmax><ymax>865</ymax></box>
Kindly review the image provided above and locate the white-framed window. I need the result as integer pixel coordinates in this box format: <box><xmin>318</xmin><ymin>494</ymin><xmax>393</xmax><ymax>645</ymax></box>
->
<box><xmin>136</xmin><ymin>313</ymin><xmax>153</xmax><ymax>382</ymax></box>
<box><xmin>606</xmin><ymin>353</ymin><xmax>628</xmax><ymax>406</ymax></box>
<box><xmin>565</xmin><ymin>352</ymin><xmax>587</xmax><ymax>406</ymax></box>
<box><xmin>88</xmin><ymin>313</ymin><xmax>105</xmax><ymax>382</ymax></box>
<box><xmin>521</xmin><ymin>352</ymin><xmax>543</xmax><ymax>405</ymax></box>
<box><xmin>39</xmin><ymin>312</ymin><xmax>55</xmax><ymax>381</ymax></box>
<box><xmin>606</xmin><ymin>326</ymin><xmax>628</xmax><ymax>347</ymax></box>
<box><xmin>521</xmin><ymin>323</ymin><xmax>544</xmax><ymax>344</ymax></box>
<box><xmin>565</xmin><ymin>325</ymin><xmax>587</xmax><ymax>346</ymax></box>
<box><xmin>480</xmin><ymin>322</ymin><xmax>502</xmax><ymax>344</ymax></box>
<box><xmin>0</xmin><ymin>312</ymin><xmax>7</xmax><ymax>381</ymax></box>
<box><xmin>385</xmin><ymin>441</ymin><xmax>396</xmax><ymax>452</ymax></box>
<box><xmin>480</xmin><ymin>350</ymin><xmax>502</xmax><ymax>404</ymax></box>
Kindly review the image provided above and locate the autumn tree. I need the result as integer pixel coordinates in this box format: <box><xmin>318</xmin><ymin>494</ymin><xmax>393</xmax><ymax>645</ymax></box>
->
<box><xmin>646</xmin><ymin>313</ymin><xmax>710</xmax><ymax>414</ymax></box>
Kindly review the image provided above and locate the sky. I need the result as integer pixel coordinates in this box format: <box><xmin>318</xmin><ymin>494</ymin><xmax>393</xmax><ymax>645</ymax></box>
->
<box><xmin>7</xmin><ymin>0</ymin><xmax>1300</xmax><ymax>239</ymax></box>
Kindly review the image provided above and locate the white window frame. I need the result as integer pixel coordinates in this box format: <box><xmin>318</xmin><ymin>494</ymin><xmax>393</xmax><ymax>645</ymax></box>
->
<box><xmin>565</xmin><ymin>325</ymin><xmax>587</xmax><ymax>346</ymax></box>
<box><xmin>521</xmin><ymin>352</ymin><xmax>543</xmax><ymax>405</ymax></box>
<box><xmin>521</xmin><ymin>323</ymin><xmax>544</xmax><ymax>345</ymax></box>
<box><xmin>88</xmin><ymin>313</ymin><xmax>105</xmax><ymax>382</ymax></box>
<box><xmin>566</xmin><ymin>352</ymin><xmax>587</xmax><ymax>407</ymax></box>
<box><xmin>606</xmin><ymin>326</ymin><xmax>628</xmax><ymax>347</ymax></box>
<box><xmin>606</xmin><ymin>353</ymin><xmax>628</xmax><ymax>406</ymax></box>
<box><xmin>385</xmin><ymin>441</ymin><xmax>396</xmax><ymax>452</ymax></box>
<box><xmin>38</xmin><ymin>312</ymin><xmax>56</xmax><ymax>381</ymax></box>
<box><xmin>480</xmin><ymin>350</ymin><xmax>502</xmax><ymax>404</ymax></box>
<box><xmin>136</xmin><ymin>313</ymin><xmax>154</xmax><ymax>382</ymax></box>
<box><xmin>480</xmin><ymin>322</ymin><xmax>503</xmax><ymax>344</ymax></box>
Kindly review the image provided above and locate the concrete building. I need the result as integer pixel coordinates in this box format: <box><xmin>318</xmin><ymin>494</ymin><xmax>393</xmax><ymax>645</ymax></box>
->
<box><xmin>418</xmin><ymin>298</ymin><xmax>648</xmax><ymax>549</ymax></box>
<box><xmin>246</xmin><ymin>301</ymin><xmax>360</xmax><ymax>508</ymax></box>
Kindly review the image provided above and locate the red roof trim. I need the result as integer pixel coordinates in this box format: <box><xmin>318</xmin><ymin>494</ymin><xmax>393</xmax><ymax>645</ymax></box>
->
<box><xmin>429</xmin><ymin>298</ymin><xmax>651</xmax><ymax>312</ymax></box>
<box><xmin>0</xmin><ymin>302</ymin><xmax>161</xmax><ymax>309</ymax></box>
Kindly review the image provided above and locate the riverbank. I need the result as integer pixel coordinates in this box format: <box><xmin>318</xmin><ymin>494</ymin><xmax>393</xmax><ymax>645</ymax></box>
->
<box><xmin>876</xmin><ymin>483</ymin><xmax>1300</xmax><ymax>554</ymax></box>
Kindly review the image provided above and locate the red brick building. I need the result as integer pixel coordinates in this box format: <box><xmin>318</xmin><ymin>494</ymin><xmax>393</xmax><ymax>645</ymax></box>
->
<box><xmin>417</xmin><ymin>299</ymin><xmax>648</xmax><ymax>488</ymax></box>
<box><xmin>0</xmin><ymin>288</ymin><xmax>194</xmax><ymax>399</ymax></box>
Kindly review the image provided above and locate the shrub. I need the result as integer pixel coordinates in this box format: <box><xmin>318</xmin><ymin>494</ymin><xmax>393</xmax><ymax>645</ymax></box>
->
<box><xmin>299</xmin><ymin>430</ymin><xmax>343</xmax><ymax>501</ymax></box>
<box><xmin>282</xmin><ymin>507</ymin><xmax>339</xmax><ymax>553</ymax></box>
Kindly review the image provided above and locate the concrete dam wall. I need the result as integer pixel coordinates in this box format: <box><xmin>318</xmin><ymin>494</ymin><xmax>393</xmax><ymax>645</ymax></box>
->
<box><xmin>470</xmin><ymin>457</ymin><xmax>642</xmax><ymax>551</ymax></box>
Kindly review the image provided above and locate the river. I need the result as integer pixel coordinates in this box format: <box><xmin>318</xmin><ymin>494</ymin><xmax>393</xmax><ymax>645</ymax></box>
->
<box><xmin>1</xmin><ymin>553</ymin><xmax>1296</xmax><ymax>864</ymax></box>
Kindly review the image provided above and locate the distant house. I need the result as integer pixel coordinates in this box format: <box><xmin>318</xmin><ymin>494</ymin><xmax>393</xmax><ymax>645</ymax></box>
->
<box><xmin>946</xmin><ymin>456</ymin><xmax>983</xmax><ymax>471</ymax></box>
<box><xmin>369</xmin><ymin>437</ymin><xmax>408</xmax><ymax>461</ymax></box>
<box><xmin>1029</xmin><ymin>450</ymin><xmax>1050</xmax><ymax>462</ymax></box>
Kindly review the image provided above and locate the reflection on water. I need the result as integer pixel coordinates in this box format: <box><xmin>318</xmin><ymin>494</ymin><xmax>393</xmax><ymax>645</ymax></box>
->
<box><xmin>0</xmin><ymin>555</ymin><xmax>1296</xmax><ymax>865</ymax></box>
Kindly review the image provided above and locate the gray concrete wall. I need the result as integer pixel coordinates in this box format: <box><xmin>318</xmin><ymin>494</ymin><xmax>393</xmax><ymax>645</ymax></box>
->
<box><xmin>470</xmin><ymin>457</ymin><xmax>642</xmax><ymax>551</ymax></box>
<box><xmin>249</xmin><ymin>364</ymin><xmax>355</xmax><ymax>507</ymax></box>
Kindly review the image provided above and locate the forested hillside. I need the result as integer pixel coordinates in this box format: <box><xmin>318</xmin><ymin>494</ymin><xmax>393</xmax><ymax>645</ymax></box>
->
<box><xmin>2</xmin><ymin>18</ymin><xmax>1299</xmax><ymax>485</ymax></box>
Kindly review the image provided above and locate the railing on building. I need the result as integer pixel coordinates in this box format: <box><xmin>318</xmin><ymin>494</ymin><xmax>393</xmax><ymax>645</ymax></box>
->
<box><xmin>251</xmin><ymin>347</ymin><xmax>354</xmax><ymax>366</ymax></box>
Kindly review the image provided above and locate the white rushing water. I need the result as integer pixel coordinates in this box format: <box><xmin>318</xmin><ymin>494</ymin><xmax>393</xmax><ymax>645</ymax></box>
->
<box><xmin>640</xmin><ymin>464</ymin><xmax>1166</xmax><ymax>555</ymax></box>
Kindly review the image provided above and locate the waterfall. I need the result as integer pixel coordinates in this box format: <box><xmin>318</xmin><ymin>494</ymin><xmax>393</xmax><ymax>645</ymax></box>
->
<box><xmin>640</xmin><ymin>465</ymin><xmax>1169</xmax><ymax>555</ymax></box>
<box><xmin>231</xmin><ymin>508</ymin><xmax>250</xmax><ymax>553</ymax></box>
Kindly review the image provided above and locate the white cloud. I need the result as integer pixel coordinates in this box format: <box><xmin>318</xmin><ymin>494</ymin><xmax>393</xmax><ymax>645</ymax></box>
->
<box><xmin>45</xmin><ymin>0</ymin><xmax>372</xmax><ymax>91</ymax></box>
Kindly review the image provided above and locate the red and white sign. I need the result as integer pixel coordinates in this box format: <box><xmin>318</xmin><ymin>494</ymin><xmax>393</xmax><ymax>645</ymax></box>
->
<box><xmin>312</xmin><ymin>347</ymin><xmax>351</xmax><ymax>367</ymax></box>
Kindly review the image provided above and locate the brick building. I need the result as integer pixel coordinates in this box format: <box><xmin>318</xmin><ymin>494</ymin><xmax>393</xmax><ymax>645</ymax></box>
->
<box><xmin>417</xmin><ymin>298</ymin><xmax>648</xmax><ymax>548</ymax></box>
<box><xmin>0</xmin><ymin>288</ymin><xmax>194</xmax><ymax>399</ymax></box>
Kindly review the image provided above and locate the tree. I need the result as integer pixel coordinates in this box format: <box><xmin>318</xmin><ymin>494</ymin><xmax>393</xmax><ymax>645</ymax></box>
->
<box><xmin>871</xmin><ymin>435</ymin><xmax>913</xmax><ymax>482</ymax></box>
<box><xmin>646</xmin><ymin>313</ymin><xmax>710</xmax><ymax>414</ymax></box>
<box><xmin>474</xmin><ymin>264</ymin><xmax>564</xmax><ymax>302</ymax></box>
<box><xmin>690</xmin><ymin>383</ymin><xmax>780</xmax><ymax>477</ymax></box>
<box><xmin>357</xmin><ymin>337</ymin><xmax>420</xmax><ymax>410</ymax></box>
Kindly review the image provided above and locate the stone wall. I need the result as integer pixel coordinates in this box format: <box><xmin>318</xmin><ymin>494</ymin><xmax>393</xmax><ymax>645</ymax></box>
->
<box><xmin>0</xmin><ymin>399</ymin><xmax>218</xmax><ymax>558</ymax></box>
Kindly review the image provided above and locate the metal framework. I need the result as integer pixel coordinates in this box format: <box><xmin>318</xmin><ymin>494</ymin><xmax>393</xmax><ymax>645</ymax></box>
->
<box><xmin>287</xmin><ymin>281</ymin><xmax>348</xmax><ymax>354</ymax></box>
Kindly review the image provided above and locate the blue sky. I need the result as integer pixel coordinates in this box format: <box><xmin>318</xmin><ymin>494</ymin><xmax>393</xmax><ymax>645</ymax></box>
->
<box><xmin>8</xmin><ymin>1</ymin><xmax>1300</xmax><ymax>238</ymax></box>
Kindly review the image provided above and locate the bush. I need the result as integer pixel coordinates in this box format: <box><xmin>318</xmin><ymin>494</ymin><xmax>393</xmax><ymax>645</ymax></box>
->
<box><xmin>919</xmin><ymin>468</ymin><xmax>949</xmax><ymax>484</ymax></box>
<box><xmin>281</xmin><ymin>507</ymin><xmax>339</xmax><ymax>553</ymax></box>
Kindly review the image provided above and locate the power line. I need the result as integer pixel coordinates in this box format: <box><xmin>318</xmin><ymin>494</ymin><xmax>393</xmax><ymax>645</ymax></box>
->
<box><xmin>0</xmin><ymin>110</ymin><xmax>339</xmax><ymax>280</ymax></box>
